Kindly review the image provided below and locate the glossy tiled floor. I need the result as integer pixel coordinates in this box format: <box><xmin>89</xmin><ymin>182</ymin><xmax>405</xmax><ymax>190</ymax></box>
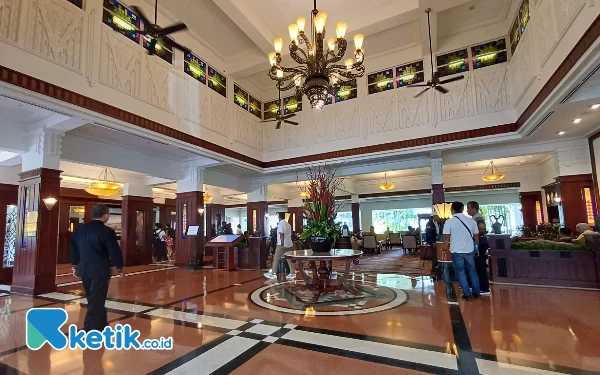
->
<box><xmin>1</xmin><ymin>265</ymin><xmax>600</xmax><ymax>374</ymax></box>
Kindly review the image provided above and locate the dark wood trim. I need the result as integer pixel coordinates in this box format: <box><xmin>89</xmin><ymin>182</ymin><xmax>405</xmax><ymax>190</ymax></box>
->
<box><xmin>358</xmin><ymin>189</ymin><xmax>432</xmax><ymax>199</ymax></box>
<box><xmin>336</xmin><ymin>195</ymin><xmax>352</xmax><ymax>200</ymax></box>
<box><xmin>557</xmin><ymin>174</ymin><xmax>593</xmax><ymax>183</ymax></box>
<box><xmin>589</xmin><ymin>132</ymin><xmax>600</xmax><ymax>214</ymax></box>
<box><xmin>516</xmin><ymin>14</ymin><xmax>600</xmax><ymax>128</ymax></box>
<box><xmin>445</xmin><ymin>182</ymin><xmax>520</xmax><ymax>192</ymax></box>
<box><xmin>0</xmin><ymin>14</ymin><xmax>598</xmax><ymax>167</ymax></box>
<box><xmin>223</xmin><ymin>204</ymin><xmax>247</xmax><ymax>208</ymax></box>
<box><xmin>519</xmin><ymin>191</ymin><xmax>543</xmax><ymax>197</ymax></box>
<box><xmin>267</xmin><ymin>200</ymin><xmax>287</xmax><ymax>206</ymax></box>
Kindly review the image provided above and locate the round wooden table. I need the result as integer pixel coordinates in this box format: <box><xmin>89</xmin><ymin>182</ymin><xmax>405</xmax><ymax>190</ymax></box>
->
<box><xmin>285</xmin><ymin>249</ymin><xmax>363</xmax><ymax>298</ymax></box>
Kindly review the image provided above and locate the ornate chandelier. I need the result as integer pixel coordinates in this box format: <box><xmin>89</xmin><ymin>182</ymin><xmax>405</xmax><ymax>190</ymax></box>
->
<box><xmin>84</xmin><ymin>168</ymin><xmax>121</xmax><ymax>197</ymax></box>
<box><xmin>481</xmin><ymin>161</ymin><xmax>505</xmax><ymax>182</ymax></box>
<box><xmin>378</xmin><ymin>173</ymin><xmax>395</xmax><ymax>191</ymax></box>
<box><xmin>268</xmin><ymin>0</ymin><xmax>365</xmax><ymax>110</ymax></box>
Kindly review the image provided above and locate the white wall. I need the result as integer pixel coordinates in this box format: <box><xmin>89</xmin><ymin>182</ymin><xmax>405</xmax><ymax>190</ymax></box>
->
<box><xmin>0</xmin><ymin>165</ymin><xmax>20</xmax><ymax>185</ymax></box>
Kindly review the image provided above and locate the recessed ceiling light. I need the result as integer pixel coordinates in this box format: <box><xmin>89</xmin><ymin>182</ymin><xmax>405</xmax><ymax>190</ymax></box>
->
<box><xmin>527</xmin><ymin>155</ymin><xmax>533</xmax><ymax>158</ymax></box>
<box><xmin>558</xmin><ymin>131</ymin><xmax>566</xmax><ymax>135</ymax></box>
<box><xmin>591</xmin><ymin>104</ymin><xmax>600</xmax><ymax>109</ymax></box>
<box><xmin>573</xmin><ymin>118</ymin><xmax>582</xmax><ymax>124</ymax></box>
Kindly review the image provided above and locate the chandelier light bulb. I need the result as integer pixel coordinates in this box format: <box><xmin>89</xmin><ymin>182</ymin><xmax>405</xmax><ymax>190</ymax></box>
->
<box><xmin>288</xmin><ymin>24</ymin><xmax>299</xmax><ymax>43</ymax></box>
<box><xmin>268</xmin><ymin>52</ymin><xmax>276</xmax><ymax>66</ymax></box>
<box><xmin>273</xmin><ymin>37</ymin><xmax>284</xmax><ymax>53</ymax></box>
<box><xmin>314</xmin><ymin>18</ymin><xmax>325</xmax><ymax>34</ymax></box>
<box><xmin>316</xmin><ymin>10</ymin><xmax>328</xmax><ymax>24</ymax></box>
<box><xmin>344</xmin><ymin>58</ymin><xmax>353</xmax><ymax>70</ymax></box>
<box><xmin>294</xmin><ymin>75</ymin><xmax>302</xmax><ymax>86</ymax></box>
<box><xmin>296</xmin><ymin>16</ymin><xmax>306</xmax><ymax>32</ymax></box>
<box><xmin>353</xmin><ymin>33</ymin><xmax>365</xmax><ymax>50</ymax></box>
<box><xmin>336</xmin><ymin>21</ymin><xmax>348</xmax><ymax>38</ymax></box>
<box><xmin>276</xmin><ymin>68</ymin><xmax>284</xmax><ymax>78</ymax></box>
<box><xmin>327</xmin><ymin>37</ymin><xmax>336</xmax><ymax>51</ymax></box>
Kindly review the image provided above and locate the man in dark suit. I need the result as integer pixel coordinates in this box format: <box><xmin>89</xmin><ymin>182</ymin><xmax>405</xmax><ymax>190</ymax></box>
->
<box><xmin>70</xmin><ymin>204</ymin><xmax>125</xmax><ymax>332</ymax></box>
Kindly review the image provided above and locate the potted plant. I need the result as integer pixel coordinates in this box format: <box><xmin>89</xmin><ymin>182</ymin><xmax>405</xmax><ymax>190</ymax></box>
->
<box><xmin>299</xmin><ymin>164</ymin><xmax>344</xmax><ymax>253</ymax></box>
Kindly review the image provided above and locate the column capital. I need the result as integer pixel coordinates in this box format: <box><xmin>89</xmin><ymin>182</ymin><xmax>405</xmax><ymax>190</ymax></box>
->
<box><xmin>123</xmin><ymin>183</ymin><xmax>153</xmax><ymax>197</ymax></box>
<box><xmin>248</xmin><ymin>183</ymin><xmax>268</xmax><ymax>202</ymax></box>
<box><xmin>555</xmin><ymin>146</ymin><xmax>592</xmax><ymax>176</ymax></box>
<box><xmin>22</xmin><ymin>128</ymin><xmax>64</xmax><ymax>172</ymax></box>
<box><xmin>351</xmin><ymin>194</ymin><xmax>359</xmax><ymax>204</ymax></box>
<box><xmin>177</xmin><ymin>167</ymin><xmax>205</xmax><ymax>193</ymax></box>
<box><xmin>430</xmin><ymin>158</ymin><xmax>443</xmax><ymax>185</ymax></box>
<box><xmin>287</xmin><ymin>197</ymin><xmax>304</xmax><ymax>207</ymax></box>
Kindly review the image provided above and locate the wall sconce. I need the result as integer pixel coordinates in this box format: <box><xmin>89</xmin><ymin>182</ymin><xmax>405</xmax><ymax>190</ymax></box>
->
<box><xmin>197</xmin><ymin>208</ymin><xmax>204</xmax><ymax>215</ymax></box>
<box><xmin>43</xmin><ymin>197</ymin><xmax>57</xmax><ymax>210</ymax></box>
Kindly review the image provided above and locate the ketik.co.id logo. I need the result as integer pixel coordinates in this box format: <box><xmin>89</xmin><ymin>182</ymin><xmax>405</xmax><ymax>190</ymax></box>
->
<box><xmin>26</xmin><ymin>308</ymin><xmax>173</xmax><ymax>350</ymax></box>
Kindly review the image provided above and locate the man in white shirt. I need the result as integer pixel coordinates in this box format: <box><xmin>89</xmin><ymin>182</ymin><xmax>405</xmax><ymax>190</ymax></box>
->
<box><xmin>442</xmin><ymin>201</ymin><xmax>480</xmax><ymax>301</ymax></box>
<box><xmin>264</xmin><ymin>212</ymin><xmax>295</xmax><ymax>280</ymax></box>
<box><xmin>235</xmin><ymin>224</ymin><xmax>243</xmax><ymax>235</ymax></box>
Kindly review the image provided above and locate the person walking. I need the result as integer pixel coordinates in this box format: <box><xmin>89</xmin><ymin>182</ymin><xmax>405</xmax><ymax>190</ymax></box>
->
<box><xmin>425</xmin><ymin>217</ymin><xmax>438</xmax><ymax>273</ymax></box>
<box><xmin>476</xmin><ymin>221</ymin><xmax>491</xmax><ymax>295</ymax></box>
<box><xmin>70</xmin><ymin>204</ymin><xmax>125</xmax><ymax>332</ymax></box>
<box><xmin>153</xmin><ymin>223</ymin><xmax>168</xmax><ymax>263</ymax></box>
<box><xmin>165</xmin><ymin>223</ymin><xmax>175</xmax><ymax>261</ymax></box>
<box><xmin>264</xmin><ymin>212</ymin><xmax>295</xmax><ymax>280</ymax></box>
<box><xmin>442</xmin><ymin>202</ymin><xmax>480</xmax><ymax>301</ymax></box>
<box><xmin>467</xmin><ymin>201</ymin><xmax>485</xmax><ymax>224</ymax></box>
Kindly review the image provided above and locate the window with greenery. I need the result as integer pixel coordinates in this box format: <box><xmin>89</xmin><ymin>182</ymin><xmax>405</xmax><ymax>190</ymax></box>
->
<box><xmin>184</xmin><ymin>52</ymin><xmax>206</xmax><ymax>84</ymax></box>
<box><xmin>143</xmin><ymin>36</ymin><xmax>173</xmax><ymax>64</ymax></box>
<box><xmin>283</xmin><ymin>95</ymin><xmax>302</xmax><ymax>114</ymax></box>
<box><xmin>102</xmin><ymin>0</ymin><xmax>140</xmax><ymax>43</ymax></box>
<box><xmin>335</xmin><ymin>78</ymin><xmax>358</xmax><ymax>102</ymax></box>
<box><xmin>208</xmin><ymin>66</ymin><xmax>227</xmax><ymax>98</ymax></box>
<box><xmin>478</xmin><ymin>204</ymin><xmax>521</xmax><ymax>235</ymax></box>
<box><xmin>234</xmin><ymin>84</ymin><xmax>249</xmax><ymax>110</ymax></box>
<box><xmin>249</xmin><ymin>95</ymin><xmax>262</xmax><ymax>119</ymax></box>
<box><xmin>510</xmin><ymin>0</ymin><xmax>530</xmax><ymax>54</ymax></box>
<box><xmin>372</xmin><ymin>208</ymin><xmax>431</xmax><ymax>233</ymax></box>
<box><xmin>67</xmin><ymin>0</ymin><xmax>83</xmax><ymax>8</ymax></box>
<box><xmin>263</xmin><ymin>99</ymin><xmax>280</xmax><ymax>120</ymax></box>
<box><xmin>436</xmin><ymin>49</ymin><xmax>469</xmax><ymax>78</ymax></box>
<box><xmin>471</xmin><ymin>38</ymin><xmax>507</xmax><ymax>70</ymax></box>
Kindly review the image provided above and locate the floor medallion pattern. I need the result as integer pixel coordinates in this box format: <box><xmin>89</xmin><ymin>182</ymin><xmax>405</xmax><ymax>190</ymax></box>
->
<box><xmin>250</xmin><ymin>280</ymin><xmax>409</xmax><ymax>316</ymax></box>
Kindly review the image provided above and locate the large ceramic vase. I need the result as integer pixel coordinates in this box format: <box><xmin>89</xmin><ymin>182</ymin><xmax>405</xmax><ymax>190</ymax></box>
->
<box><xmin>308</xmin><ymin>236</ymin><xmax>333</xmax><ymax>253</ymax></box>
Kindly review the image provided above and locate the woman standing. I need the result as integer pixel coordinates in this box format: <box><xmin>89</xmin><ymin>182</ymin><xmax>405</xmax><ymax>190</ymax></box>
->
<box><xmin>153</xmin><ymin>223</ymin><xmax>168</xmax><ymax>263</ymax></box>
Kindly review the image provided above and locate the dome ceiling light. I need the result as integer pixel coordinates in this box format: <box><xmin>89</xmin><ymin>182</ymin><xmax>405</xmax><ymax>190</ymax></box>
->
<box><xmin>84</xmin><ymin>168</ymin><xmax>121</xmax><ymax>197</ymax></box>
<box><xmin>379</xmin><ymin>173</ymin><xmax>395</xmax><ymax>191</ymax></box>
<box><xmin>481</xmin><ymin>161</ymin><xmax>505</xmax><ymax>182</ymax></box>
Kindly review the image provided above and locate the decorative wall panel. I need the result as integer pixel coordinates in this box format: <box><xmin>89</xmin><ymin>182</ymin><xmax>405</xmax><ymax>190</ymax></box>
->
<box><xmin>554</xmin><ymin>0</ymin><xmax>586</xmax><ymax>38</ymax></box>
<box><xmin>334</xmin><ymin>100</ymin><xmax>360</xmax><ymax>140</ymax></box>
<box><xmin>234</xmin><ymin>108</ymin><xmax>262</xmax><ymax>151</ymax></box>
<box><xmin>473</xmin><ymin>65</ymin><xmax>510</xmax><ymax>115</ymax></box>
<box><xmin>208</xmin><ymin>93</ymin><xmax>229</xmax><ymax>137</ymax></box>
<box><xmin>0</xmin><ymin>0</ymin><xmax>20</xmax><ymax>42</ymax></box>
<box><xmin>283</xmin><ymin>114</ymin><xmax>304</xmax><ymax>149</ymax></box>
<box><xmin>507</xmin><ymin>30</ymin><xmax>535</xmax><ymax>107</ymax></box>
<box><xmin>184</xmin><ymin>77</ymin><xmax>201</xmax><ymax>125</ymax></box>
<box><xmin>312</xmin><ymin>106</ymin><xmax>335</xmax><ymax>144</ymax></box>
<box><xmin>396</xmin><ymin>86</ymin><xmax>431</xmax><ymax>129</ymax></box>
<box><xmin>264</xmin><ymin>124</ymin><xmax>282</xmax><ymax>151</ymax></box>
<box><xmin>100</xmin><ymin>28</ymin><xmax>141</xmax><ymax>97</ymax></box>
<box><xmin>26</xmin><ymin>0</ymin><xmax>84</xmax><ymax>72</ymax></box>
<box><xmin>438</xmin><ymin>73</ymin><xmax>474</xmax><ymax>122</ymax></box>
<box><xmin>368</xmin><ymin>90</ymin><xmax>396</xmax><ymax>134</ymax></box>
<box><xmin>145</xmin><ymin>57</ymin><xmax>175</xmax><ymax>112</ymax></box>
<box><xmin>530</xmin><ymin>0</ymin><xmax>558</xmax><ymax>70</ymax></box>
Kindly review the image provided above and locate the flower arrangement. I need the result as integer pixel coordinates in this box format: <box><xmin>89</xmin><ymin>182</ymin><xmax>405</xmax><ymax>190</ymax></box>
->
<box><xmin>299</xmin><ymin>164</ymin><xmax>345</xmax><ymax>250</ymax></box>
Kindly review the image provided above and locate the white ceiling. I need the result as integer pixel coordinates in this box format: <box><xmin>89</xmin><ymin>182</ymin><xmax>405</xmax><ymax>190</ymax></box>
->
<box><xmin>0</xmin><ymin>95</ymin><xmax>59</xmax><ymax>125</ymax></box>
<box><xmin>437</xmin><ymin>0</ymin><xmax>512</xmax><ymax>39</ymax></box>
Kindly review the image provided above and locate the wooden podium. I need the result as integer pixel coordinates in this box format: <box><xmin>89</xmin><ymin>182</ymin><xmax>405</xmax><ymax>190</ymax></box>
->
<box><xmin>205</xmin><ymin>235</ymin><xmax>244</xmax><ymax>271</ymax></box>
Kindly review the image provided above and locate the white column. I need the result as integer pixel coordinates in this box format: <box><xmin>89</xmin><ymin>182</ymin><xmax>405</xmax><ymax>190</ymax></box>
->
<box><xmin>21</xmin><ymin>128</ymin><xmax>63</xmax><ymax>172</ymax></box>
<box><xmin>555</xmin><ymin>146</ymin><xmax>593</xmax><ymax>176</ymax></box>
<box><xmin>177</xmin><ymin>167</ymin><xmax>204</xmax><ymax>193</ymax></box>
<box><xmin>430</xmin><ymin>158</ymin><xmax>443</xmax><ymax>185</ymax></box>
<box><xmin>123</xmin><ymin>183</ymin><xmax>153</xmax><ymax>197</ymax></box>
<box><xmin>351</xmin><ymin>194</ymin><xmax>359</xmax><ymax>204</ymax></box>
<box><xmin>288</xmin><ymin>197</ymin><xmax>304</xmax><ymax>207</ymax></box>
<box><xmin>248</xmin><ymin>183</ymin><xmax>268</xmax><ymax>202</ymax></box>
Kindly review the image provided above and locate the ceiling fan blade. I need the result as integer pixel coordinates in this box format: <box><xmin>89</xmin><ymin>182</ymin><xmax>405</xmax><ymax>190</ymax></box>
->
<box><xmin>439</xmin><ymin>75</ymin><xmax>465</xmax><ymax>85</ymax></box>
<box><xmin>282</xmin><ymin>113</ymin><xmax>296</xmax><ymax>119</ymax></box>
<box><xmin>276</xmin><ymin>121</ymin><xmax>282</xmax><ymax>129</ymax></box>
<box><xmin>284</xmin><ymin>120</ymin><xmax>299</xmax><ymax>125</ymax></box>
<box><xmin>434</xmin><ymin>85</ymin><xmax>449</xmax><ymax>94</ymax></box>
<box><xmin>147</xmin><ymin>38</ymin><xmax>157</xmax><ymax>55</ymax></box>
<box><xmin>414</xmin><ymin>87</ymin><xmax>430</xmax><ymax>98</ymax></box>
<box><xmin>170</xmin><ymin>40</ymin><xmax>191</xmax><ymax>54</ymax></box>
<box><xmin>406</xmin><ymin>84</ymin><xmax>429</xmax><ymax>88</ymax></box>
<box><xmin>158</xmin><ymin>23</ymin><xmax>187</xmax><ymax>36</ymax></box>
<box><xmin>131</xmin><ymin>6</ymin><xmax>151</xmax><ymax>26</ymax></box>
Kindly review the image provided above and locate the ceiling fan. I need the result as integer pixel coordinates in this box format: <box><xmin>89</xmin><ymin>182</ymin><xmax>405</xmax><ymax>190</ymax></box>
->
<box><xmin>410</xmin><ymin>8</ymin><xmax>465</xmax><ymax>98</ymax></box>
<box><xmin>131</xmin><ymin>0</ymin><xmax>190</xmax><ymax>55</ymax></box>
<box><xmin>260</xmin><ymin>89</ymin><xmax>299</xmax><ymax>129</ymax></box>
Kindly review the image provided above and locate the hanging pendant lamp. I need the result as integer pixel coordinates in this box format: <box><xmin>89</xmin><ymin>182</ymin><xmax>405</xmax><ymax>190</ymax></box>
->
<box><xmin>84</xmin><ymin>168</ymin><xmax>121</xmax><ymax>197</ymax></box>
<box><xmin>481</xmin><ymin>161</ymin><xmax>505</xmax><ymax>182</ymax></box>
<box><xmin>203</xmin><ymin>192</ymin><xmax>213</xmax><ymax>202</ymax></box>
<box><xmin>379</xmin><ymin>173</ymin><xmax>395</xmax><ymax>191</ymax></box>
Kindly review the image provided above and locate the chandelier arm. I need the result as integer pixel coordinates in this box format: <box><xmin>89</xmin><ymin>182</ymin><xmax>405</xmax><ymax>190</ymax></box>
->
<box><xmin>325</xmin><ymin>39</ymin><xmax>348</xmax><ymax>64</ymax></box>
<box><xmin>289</xmin><ymin>43</ymin><xmax>309</xmax><ymax>65</ymax></box>
<box><xmin>326</xmin><ymin>67</ymin><xmax>364</xmax><ymax>80</ymax></box>
<box><xmin>298</xmin><ymin>32</ymin><xmax>313</xmax><ymax>55</ymax></box>
<box><xmin>278</xmin><ymin>80</ymin><xmax>298</xmax><ymax>91</ymax></box>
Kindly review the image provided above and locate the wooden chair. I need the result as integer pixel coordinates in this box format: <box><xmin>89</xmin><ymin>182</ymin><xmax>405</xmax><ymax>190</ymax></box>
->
<box><xmin>363</xmin><ymin>235</ymin><xmax>380</xmax><ymax>254</ymax></box>
<box><xmin>401</xmin><ymin>235</ymin><xmax>419</xmax><ymax>255</ymax></box>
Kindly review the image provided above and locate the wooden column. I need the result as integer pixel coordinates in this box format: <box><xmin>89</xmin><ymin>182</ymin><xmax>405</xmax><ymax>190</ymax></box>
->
<box><xmin>205</xmin><ymin>203</ymin><xmax>225</xmax><ymax>259</ymax></box>
<box><xmin>0</xmin><ymin>184</ymin><xmax>18</xmax><ymax>284</ymax></box>
<box><xmin>121</xmin><ymin>196</ymin><xmax>154</xmax><ymax>267</ymax></box>
<box><xmin>175</xmin><ymin>191</ymin><xmax>204</xmax><ymax>268</ymax></box>
<box><xmin>247</xmin><ymin>201</ymin><xmax>268</xmax><ymax>236</ymax></box>
<box><xmin>432</xmin><ymin>184</ymin><xmax>445</xmax><ymax>204</ymax></box>
<box><xmin>520</xmin><ymin>191</ymin><xmax>543</xmax><ymax>229</ymax></box>
<box><xmin>286</xmin><ymin>207</ymin><xmax>304</xmax><ymax>233</ymax></box>
<box><xmin>351</xmin><ymin>202</ymin><xmax>360</xmax><ymax>233</ymax></box>
<box><xmin>12</xmin><ymin>168</ymin><xmax>61</xmax><ymax>295</ymax></box>
<box><xmin>558</xmin><ymin>174</ymin><xmax>595</xmax><ymax>232</ymax></box>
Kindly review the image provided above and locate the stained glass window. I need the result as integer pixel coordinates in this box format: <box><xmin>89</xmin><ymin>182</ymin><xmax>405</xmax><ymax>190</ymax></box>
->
<box><xmin>234</xmin><ymin>84</ymin><xmax>249</xmax><ymax>110</ymax></box>
<box><xmin>208</xmin><ymin>66</ymin><xmax>227</xmax><ymax>98</ymax></box>
<box><xmin>102</xmin><ymin>0</ymin><xmax>140</xmax><ymax>43</ymax></box>
<box><xmin>249</xmin><ymin>95</ymin><xmax>262</xmax><ymax>119</ymax></box>
<box><xmin>472</xmin><ymin>38</ymin><xmax>507</xmax><ymax>70</ymax></box>
<box><xmin>396</xmin><ymin>60</ymin><xmax>424</xmax><ymax>88</ymax></box>
<box><xmin>368</xmin><ymin>69</ymin><xmax>394</xmax><ymax>95</ymax></box>
<box><xmin>335</xmin><ymin>78</ymin><xmax>357</xmax><ymax>102</ymax></box>
<box><xmin>510</xmin><ymin>0</ymin><xmax>530</xmax><ymax>54</ymax></box>
<box><xmin>436</xmin><ymin>49</ymin><xmax>468</xmax><ymax>78</ymax></box>
<box><xmin>263</xmin><ymin>99</ymin><xmax>280</xmax><ymax>120</ymax></box>
<box><xmin>143</xmin><ymin>36</ymin><xmax>173</xmax><ymax>64</ymax></box>
<box><xmin>67</xmin><ymin>0</ymin><xmax>84</xmax><ymax>8</ymax></box>
<box><xmin>184</xmin><ymin>52</ymin><xmax>206</xmax><ymax>84</ymax></box>
<box><xmin>283</xmin><ymin>95</ymin><xmax>302</xmax><ymax>114</ymax></box>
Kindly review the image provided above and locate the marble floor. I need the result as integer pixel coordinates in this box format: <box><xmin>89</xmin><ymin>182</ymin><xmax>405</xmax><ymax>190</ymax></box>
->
<box><xmin>1</xmin><ymin>266</ymin><xmax>600</xmax><ymax>374</ymax></box>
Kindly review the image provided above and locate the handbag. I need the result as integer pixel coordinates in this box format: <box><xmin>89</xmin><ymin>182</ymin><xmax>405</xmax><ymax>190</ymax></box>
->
<box><xmin>455</xmin><ymin>216</ymin><xmax>478</xmax><ymax>252</ymax></box>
